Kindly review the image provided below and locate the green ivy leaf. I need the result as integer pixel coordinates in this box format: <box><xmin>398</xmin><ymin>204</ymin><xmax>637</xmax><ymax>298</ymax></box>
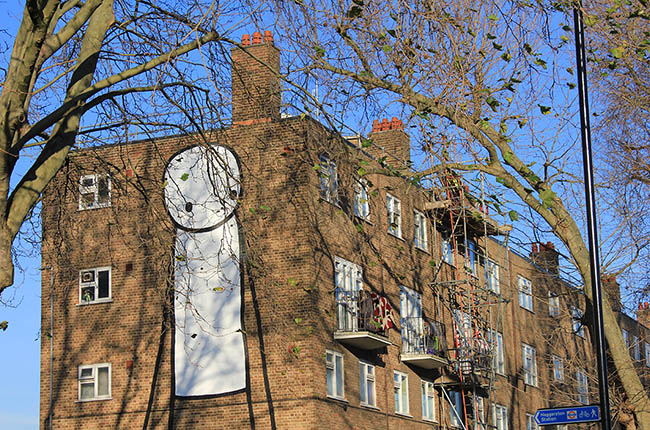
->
<box><xmin>294</xmin><ymin>317</ymin><xmax>303</xmax><ymax>324</ymax></box>
<box><xmin>486</xmin><ymin>96</ymin><xmax>500</xmax><ymax>111</ymax></box>
<box><xmin>0</xmin><ymin>321</ymin><xmax>7</xmax><ymax>331</ymax></box>
<box><xmin>493</xmin><ymin>42</ymin><xmax>503</xmax><ymax>50</ymax></box>
<box><xmin>383</xmin><ymin>45</ymin><xmax>392</xmax><ymax>54</ymax></box>
<box><xmin>567</xmin><ymin>82</ymin><xmax>576</xmax><ymax>89</ymax></box>
<box><xmin>488</xmin><ymin>13</ymin><xmax>499</xmax><ymax>21</ymax></box>
<box><xmin>508</xmin><ymin>210</ymin><xmax>519</xmax><ymax>221</ymax></box>
<box><xmin>501</xmin><ymin>52</ymin><xmax>512</xmax><ymax>62</ymax></box>
<box><xmin>584</xmin><ymin>15</ymin><xmax>597</xmax><ymax>27</ymax></box>
<box><xmin>539</xmin><ymin>189</ymin><xmax>557</xmax><ymax>208</ymax></box>
<box><xmin>538</xmin><ymin>104</ymin><xmax>552</xmax><ymax>115</ymax></box>
<box><xmin>487</xmin><ymin>33</ymin><xmax>497</xmax><ymax>40</ymax></box>
<box><xmin>180</xmin><ymin>173</ymin><xmax>189</xmax><ymax>181</ymax></box>
<box><xmin>314</xmin><ymin>46</ymin><xmax>326</xmax><ymax>58</ymax></box>
<box><xmin>610</xmin><ymin>46</ymin><xmax>625</xmax><ymax>58</ymax></box>
<box><xmin>518</xmin><ymin>118</ymin><xmax>528</xmax><ymax>128</ymax></box>
<box><xmin>534</xmin><ymin>58</ymin><xmax>547</xmax><ymax>69</ymax></box>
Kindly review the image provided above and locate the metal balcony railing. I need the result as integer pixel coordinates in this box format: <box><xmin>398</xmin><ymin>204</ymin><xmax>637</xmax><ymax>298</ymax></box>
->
<box><xmin>401</xmin><ymin>317</ymin><xmax>447</xmax><ymax>359</ymax></box>
<box><xmin>335</xmin><ymin>289</ymin><xmax>388</xmax><ymax>336</ymax></box>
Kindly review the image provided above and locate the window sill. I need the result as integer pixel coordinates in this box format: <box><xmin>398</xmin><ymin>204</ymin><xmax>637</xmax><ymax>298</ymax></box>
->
<box><xmin>77</xmin><ymin>299</ymin><xmax>113</xmax><ymax>306</ymax></box>
<box><xmin>355</xmin><ymin>215</ymin><xmax>372</xmax><ymax>225</ymax></box>
<box><xmin>326</xmin><ymin>395</ymin><xmax>348</xmax><ymax>403</ymax></box>
<box><xmin>78</xmin><ymin>204</ymin><xmax>111</xmax><ymax>212</ymax></box>
<box><xmin>76</xmin><ymin>397</ymin><xmax>112</xmax><ymax>403</ymax></box>
<box><xmin>422</xmin><ymin>417</ymin><xmax>438</xmax><ymax>423</ymax></box>
<box><xmin>415</xmin><ymin>245</ymin><xmax>430</xmax><ymax>254</ymax></box>
<box><xmin>520</xmin><ymin>306</ymin><xmax>535</xmax><ymax>314</ymax></box>
<box><xmin>395</xmin><ymin>412</ymin><xmax>412</xmax><ymax>418</ymax></box>
<box><xmin>387</xmin><ymin>231</ymin><xmax>404</xmax><ymax>241</ymax></box>
<box><xmin>360</xmin><ymin>403</ymin><xmax>380</xmax><ymax>410</ymax></box>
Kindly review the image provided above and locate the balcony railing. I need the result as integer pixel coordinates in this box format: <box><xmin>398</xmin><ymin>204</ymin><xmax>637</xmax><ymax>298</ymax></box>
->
<box><xmin>334</xmin><ymin>290</ymin><xmax>392</xmax><ymax>350</ymax></box>
<box><xmin>400</xmin><ymin>317</ymin><xmax>449</xmax><ymax>369</ymax></box>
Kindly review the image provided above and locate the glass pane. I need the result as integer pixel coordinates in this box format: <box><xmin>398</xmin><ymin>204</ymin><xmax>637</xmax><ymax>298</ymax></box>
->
<box><xmin>368</xmin><ymin>379</ymin><xmax>375</xmax><ymax>406</ymax></box>
<box><xmin>359</xmin><ymin>364</ymin><xmax>366</xmax><ymax>404</ymax></box>
<box><xmin>326</xmin><ymin>367</ymin><xmax>334</xmax><ymax>396</ymax></box>
<box><xmin>98</xmin><ymin>270</ymin><xmax>109</xmax><ymax>298</ymax></box>
<box><xmin>97</xmin><ymin>177</ymin><xmax>110</xmax><ymax>204</ymax></box>
<box><xmin>80</xmin><ymin>368</ymin><xmax>93</xmax><ymax>378</ymax></box>
<box><xmin>81</xmin><ymin>286</ymin><xmax>95</xmax><ymax>302</ymax></box>
<box><xmin>80</xmin><ymin>192</ymin><xmax>95</xmax><ymax>208</ymax></box>
<box><xmin>97</xmin><ymin>367</ymin><xmax>109</xmax><ymax>396</ymax></box>
<box><xmin>80</xmin><ymin>382</ymin><xmax>94</xmax><ymax>399</ymax></box>
<box><xmin>335</xmin><ymin>356</ymin><xmax>343</xmax><ymax>397</ymax></box>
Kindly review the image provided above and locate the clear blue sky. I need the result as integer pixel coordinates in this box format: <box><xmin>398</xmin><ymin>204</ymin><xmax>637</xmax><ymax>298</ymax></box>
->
<box><xmin>0</xmin><ymin>6</ymin><xmax>42</xmax><ymax>428</ymax></box>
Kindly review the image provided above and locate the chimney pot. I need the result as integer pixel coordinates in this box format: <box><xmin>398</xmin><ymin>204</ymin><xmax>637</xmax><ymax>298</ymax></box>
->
<box><xmin>242</xmin><ymin>34</ymin><xmax>251</xmax><ymax>46</ymax></box>
<box><xmin>372</xmin><ymin>120</ymin><xmax>380</xmax><ymax>133</ymax></box>
<box><xmin>640</xmin><ymin>302</ymin><xmax>644</xmax><ymax>310</ymax></box>
<box><xmin>390</xmin><ymin>117</ymin><xmax>402</xmax><ymax>130</ymax></box>
<box><xmin>381</xmin><ymin>118</ymin><xmax>390</xmax><ymax>131</ymax></box>
<box><xmin>532</xmin><ymin>243</ymin><xmax>538</xmax><ymax>253</ymax></box>
<box><xmin>252</xmin><ymin>32</ymin><xmax>262</xmax><ymax>44</ymax></box>
<box><xmin>645</xmin><ymin>302</ymin><xmax>649</xmax><ymax>309</ymax></box>
<box><xmin>546</xmin><ymin>241</ymin><xmax>555</xmax><ymax>250</ymax></box>
<box><xmin>264</xmin><ymin>30</ymin><xmax>273</xmax><ymax>43</ymax></box>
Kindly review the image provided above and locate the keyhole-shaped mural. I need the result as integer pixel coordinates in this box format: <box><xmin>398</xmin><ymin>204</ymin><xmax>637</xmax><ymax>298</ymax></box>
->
<box><xmin>163</xmin><ymin>144</ymin><xmax>246</xmax><ymax>397</ymax></box>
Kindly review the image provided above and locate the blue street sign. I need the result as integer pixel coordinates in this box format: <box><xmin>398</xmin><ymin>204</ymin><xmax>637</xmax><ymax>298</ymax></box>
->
<box><xmin>534</xmin><ymin>405</ymin><xmax>600</xmax><ymax>425</ymax></box>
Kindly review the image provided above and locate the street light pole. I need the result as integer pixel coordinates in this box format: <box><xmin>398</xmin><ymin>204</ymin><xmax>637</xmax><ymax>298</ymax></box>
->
<box><xmin>572</xmin><ymin>3</ymin><xmax>612</xmax><ymax>429</ymax></box>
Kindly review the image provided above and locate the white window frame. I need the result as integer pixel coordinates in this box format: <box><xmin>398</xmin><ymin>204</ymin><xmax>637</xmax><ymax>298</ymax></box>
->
<box><xmin>319</xmin><ymin>154</ymin><xmax>338</xmax><ymax>203</ymax></box>
<box><xmin>526</xmin><ymin>413</ymin><xmax>540</xmax><ymax>430</ymax></box>
<box><xmin>467</xmin><ymin>240</ymin><xmax>477</xmax><ymax>276</ymax></box>
<box><xmin>449</xmin><ymin>390</ymin><xmax>464</xmax><ymax>428</ymax></box>
<box><xmin>488</xmin><ymin>329</ymin><xmax>505</xmax><ymax>375</ymax></box>
<box><xmin>576</xmin><ymin>369</ymin><xmax>589</xmax><ymax>405</ymax></box>
<box><xmin>486</xmin><ymin>259</ymin><xmax>499</xmax><ymax>293</ymax></box>
<box><xmin>400</xmin><ymin>286</ymin><xmax>423</xmax><ymax>354</ymax></box>
<box><xmin>493</xmin><ymin>403</ymin><xmax>508</xmax><ymax>430</ymax></box>
<box><xmin>548</xmin><ymin>292</ymin><xmax>560</xmax><ymax>317</ymax></box>
<box><xmin>78</xmin><ymin>363</ymin><xmax>111</xmax><ymax>401</ymax></box>
<box><xmin>79</xmin><ymin>267</ymin><xmax>112</xmax><ymax>304</ymax></box>
<box><xmin>359</xmin><ymin>361</ymin><xmax>376</xmax><ymax>407</ymax></box>
<box><xmin>414</xmin><ymin>210</ymin><xmax>428</xmax><ymax>251</ymax></box>
<box><xmin>326</xmin><ymin>350</ymin><xmax>345</xmax><ymax>400</ymax></box>
<box><xmin>421</xmin><ymin>380</ymin><xmax>436</xmax><ymax>422</ymax></box>
<box><xmin>334</xmin><ymin>257</ymin><xmax>363</xmax><ymax>332</ymax></box>
<box><xmin>79</xmin><ymin>173</ymin><xmax>111</xmax><ymax>210</ymax></box>
<box><xmin>572</xmin><ymin>307</ymin><xmax>585</xmax><ymax>337</ymax></box>
<box><xmin>522</xmin><ymin>343</ymin><xmax>538</xmax><ymax>386</ymax></box>
<box><xmin>354</xmin><ymin>178</ymin><xmax>370</xmax><ymax>220</ymax></box>
<box><xmin>386</xmin><ymin>193</ymin><xmax>402</xmax><ymax>238</ymax></box>
<box><xmin>633</xmin><ymin>335</ymin><xmax>641</xmax><ymax>361</ymax></box>
<box><xmin>552</xmin><ymin>355</ymin><xmax>564</xmax><ymax>382</ymax></box>
<box><xmin>393</xmin><ymin>371</ymin><xmax>409</xmax><ymax>415</ymax></box>
<box><xmin>622</xmin><ymin>328</ymin><xmax>630</xmax><ymax>347</ymax></box>
<box><xmin>475</xmin><ymin>396</ymin><xmax>487</xmax><ymax>430</ymax></box>
<box><xmin>645</xmin><ymin>342</ymin><xmax>650</xmax><ymax>367</ymax></box>
<box><xmin>518</xmin><ymin>276</ymin><xmax>533</xmax><ymax>312</ymax></box>
<box><xmin>441</xmin><ymin>231</ymin><xmax>455</xmax><ymax>266</ymax></box>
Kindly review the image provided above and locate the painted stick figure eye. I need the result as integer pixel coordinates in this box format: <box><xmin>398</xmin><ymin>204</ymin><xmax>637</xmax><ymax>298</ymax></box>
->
<box><xmin>164</xmin><ymin>145</ymin><xmax>240</xmax><ymax>231</ymax></box>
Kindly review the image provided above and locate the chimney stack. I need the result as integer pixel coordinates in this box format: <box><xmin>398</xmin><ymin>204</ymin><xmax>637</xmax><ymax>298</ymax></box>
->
<box><xmin>231</xmin><ymin>31</ymin><xmax>281</xmax><ymax>125</ymax></box>
<box><xmin>638</xmin><ymin>302</ymin><xmax>650</xmax><ymax>328</ymax></box>
<box><xmin>369</xmin><ymin>117</ymin><xmax>410</xmax><ymax>167</ymax></box>
<box><xmin>601</xmin><ymin>275</ymin><xmax>622</xmax><ymax>312</ymax></box>
<box><xmin>530</xmin><ymin>242</ymin><xmax>559</xmax><ymax>275</ymax></box>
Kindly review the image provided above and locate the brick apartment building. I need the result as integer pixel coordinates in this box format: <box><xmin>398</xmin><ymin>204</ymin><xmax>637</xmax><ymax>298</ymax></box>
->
<box><xmin>39</xmin><ymin>30</ymin><xmax>648</xmax><ymax>429</ymax></box>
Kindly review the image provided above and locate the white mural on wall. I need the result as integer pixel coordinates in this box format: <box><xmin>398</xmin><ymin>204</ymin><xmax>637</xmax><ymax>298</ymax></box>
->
<box><xmin>163</xmin><ymin>144</ymin><xmax>246</xmax><ymax>397</ymax></box>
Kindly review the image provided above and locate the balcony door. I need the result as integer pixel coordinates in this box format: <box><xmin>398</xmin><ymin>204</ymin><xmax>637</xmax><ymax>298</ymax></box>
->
<box><xmin>400</xmin><ymin>286</ymin><xmax>423</xmax><ymax>353</ymax></box>
<box><xmin>335</xmin><ymin>257</ymin><xmax>363</xmax><ymax>331</ymax></box>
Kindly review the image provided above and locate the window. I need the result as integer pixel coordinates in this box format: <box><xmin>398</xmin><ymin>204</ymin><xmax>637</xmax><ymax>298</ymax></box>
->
<box><xmin>79</xmin><ymin>174</ymin><xmax>111</xmax><ymax>210</ymax></box>
<box><xmin>486</xmin><ymin>259</ymin><xmax>499</xmax><ymax>293</ymax></box>
<box><xmin>79</xmin><ymin>267</ymin><xmax>111</xmax><ymax>304</ymax></box>
<box><xmin>359</xmin><ymin>362</ymin><xmax>376</xmax><ymax>407</ymax></box>
<box><xmin>488</xmin><ymin>329</ymin><xmax>505</xmax><ymax>375</ymax></box>
<box><xmin>467</xmin><ymin>240</ymin><xmax>477</xmax><ymax>275</ymax></box>
<box><xmin>78</xmin><ymin>363</ymin><xmax>111</xmax><ymax>401</ymax></box>
<box><xmin>526</xmin><ymin>414</ymin><xmax>540</xmax><ymax>430</ymax></box>
<box><xmin>572</xmin><ymin>307</ymin><xmax>585</xmax><ymax>337</ymax></box>
<box><xmin>326</xmin><ymin>350</ymin><xmax>344</xmax><ymax>399</ymax></box>
<box><xmin>393</xmin><ymin>371</ymin><xmax>409</xmax><ymax>415</ymax></box>
<box><xmin>645</xmin><ymin>342</ymin><xmax>650</xmax><ymax>367</ymax></box>
<box><xmin>522</xmin><ymin>343</ymin><xmax>537</xmax><ymax>386</ymax></box>
<box><xmin>475</xmin><ymin>397</ymin><xmax>487</xmax><ymax>430</ymax></box>
<box><xmin>354</xmin><ymin>178</ymin><xmax>370</xmax><ymax>219</ymax></box>
<box><xmin>441</xmin><ymin>231</ymin><xmax>455</xmax><ymax>265</ymax></box>
<box><xmin>493</xmin><ymin>404</ymin><xmax>508</xmax><ymax>430</ymax></box>
<box><xmin>576</xmin><ymin>369</ymin><xmax>589</xmax><ymax>404</ymax></box>
<box><xmin>334</xmin><ymin>257</ymin><xmax>363</xmax><ymax>331</ymax></box>
<box><xmin>552</xmin><ymin>355</ymin><xmax>564</xmax><ymax>382</ymax></box>
<box><xmin>518</xmin><ymin>276</ymin><xmax>533</xmax><ymax>311</ymax></box>
<box><xmin>319</xmin><ymin>154</ymin><xmax>338</xmax><ymax>203</ymax></box>
<box><xmin>548</xmin><ymin>292</ymin><xmax>560</xmax><ymax>317</ymax></box>
<box><xmin>622</xmin><ymin>328</ymin><xmax>630</xmax><ymax>347</ymax></box>
<box><xmin>400</xmin><ymin>286</ymin><xmax>423</xmax><ymax>354</ymax></box>
<box><xmin>386</xmin><ymin>194</ymin><xmax>402</xmax><ymax>238</ymax></box>
<box><xmin>421</xmin><ymin>380</ymin><xmax>436</xmax><ymax>422</ymax></box>
<box><xmin>633</xmin><ymin>335</ymin><xmax>641</xmax><ymax>361</ymax></box>
<box><xmin>449</xmin><ymin>390</ymin><xmax>464</xmax><ymax>428</ymax></box>
<box><xmin>414</xmin><ymin>210</ymin><xmax>428</xmax><ymax>251</ymax></box>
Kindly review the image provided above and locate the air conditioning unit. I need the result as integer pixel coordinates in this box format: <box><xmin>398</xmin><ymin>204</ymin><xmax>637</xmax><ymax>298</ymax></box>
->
<box><xmin>81</xmin><ymin>270</ymin><xmax>95</xmax><ymax>283</ymax></box>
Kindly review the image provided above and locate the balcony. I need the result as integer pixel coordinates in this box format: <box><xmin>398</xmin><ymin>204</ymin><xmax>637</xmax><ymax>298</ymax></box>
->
<box><xmin>400</xmin><ymin>317</ymin><xmax>449</xmax><ymax>369</ymax></box>
<box><xmin>334</xmin><ymin>290</ymin><xmax>392</xmax><ymax>350</ymax></box>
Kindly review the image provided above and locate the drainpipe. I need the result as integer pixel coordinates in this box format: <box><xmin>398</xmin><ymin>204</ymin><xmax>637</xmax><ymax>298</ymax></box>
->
<box><xmin>40</xmin><ymin>266</ymin><xmax>53</xmax><ymax>430</ymax></box>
